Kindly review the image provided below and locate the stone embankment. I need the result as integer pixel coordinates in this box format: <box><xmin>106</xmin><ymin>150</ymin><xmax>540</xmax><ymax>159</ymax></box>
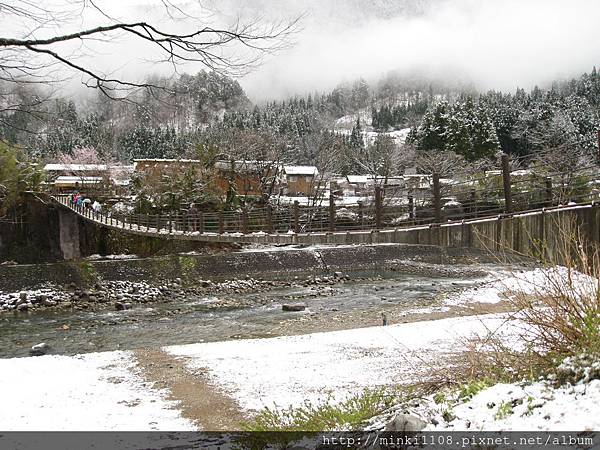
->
<box><xmin>0</xmin><ymin>243</ymin><xmax>520</xmax><ymax>314</ymax></box>
<box><xmin>0</xmin><ymin>273</ymin><xmax>357</xmax><ymax>314</ymax></box>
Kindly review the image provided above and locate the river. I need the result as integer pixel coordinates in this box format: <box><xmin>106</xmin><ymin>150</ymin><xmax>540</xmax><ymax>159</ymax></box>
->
<box><xmin>0</xmin><ymin>266</ymin><xmax>513</xmax><ymax>359</ymax></box>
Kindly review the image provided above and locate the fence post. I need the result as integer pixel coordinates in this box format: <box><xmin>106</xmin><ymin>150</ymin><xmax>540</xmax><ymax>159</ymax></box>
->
<box><xmin>329</xmin><ymin>193</ymin><xmax>336</xmax><ymax>232</ymax></box>
<box><xmin>408</xmin><ymin>195</ymin><xmax>414</xmax><ymax>223</ymax></box>
<box><xmin>218</xmin><ymin>211</ymin><xmax>224</xmax><ymax>234</ymax></box>
<box><xmin>375</xmin><ymin>185</ymin><xmax>383</xmax><ymax>229</ymax></box>
<box><xmin>137</xmin><ymin>214</ymin><xmax>141</xmax><ymax>230</ymax></box>
<box><xmin>357</xmin><ymin>201</ymin><xmax>364</xmax><ymax>228</ymax></box>
<box><xmin>468</xmin><ymin>189</ymin><xmax>476</xmax><ymax>218</ymax></box>
<box><xmin>293</xmin><ymin>201</ymin><xmax>300</xmax><ymax>234</ymax></box>
<box><xmin>198</xmin><ymin>211</ymin><xmax>204</xmax><ymax>234</ymax></box>
<box><xmin>545</xmin><ymin>177</ymin><xmax>553</xmax><ymax>207</ymax></box>
<box><xmin>266</xmin><ymin>204</ymin><xmax>273</xmax><ymax>233</ymax></box>
<box><xmin>501</xmin><ymin>153</ymin><xmax>513</xmax><ymax>214</ymax></box>
<box><xmin>432</xmin><ymin>173</ymin><xmax>442</xmax><ymax>223</ymax></box>
<box><xmin>241</xmin><ymin>207</ymin><xmax>249</xmax><ymax>234</ymax></box>
<box><xmin>169</xmin><ymin>214</ymin><xmax>173</xmax><ymax>234</ymax></box>
<box><xmin>156</xmin><ymin>215</ymin><xmax>160</xmax><ymax>232</ymax></box>
<box><xmin>183</xmin><ymin>212</ymin><xmax>188</xmax><ymax>232</ymax></box>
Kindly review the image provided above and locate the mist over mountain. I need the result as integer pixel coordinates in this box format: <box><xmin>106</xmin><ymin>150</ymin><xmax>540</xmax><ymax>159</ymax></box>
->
<box><xmin>210</xmin><ymin>0</ymin><xmax>600</xmax><ymax>101</ymax></box>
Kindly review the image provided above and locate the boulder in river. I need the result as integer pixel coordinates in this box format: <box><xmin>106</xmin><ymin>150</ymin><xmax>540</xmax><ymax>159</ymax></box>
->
<box><xmin>114</xmin><ymin>302</ymin><xmax>132</xmax><ymax>311</ymax></box>
<box><xmin>29</xmin><ymin>343</ymin><xmax>50</xmax><ymax>356</ymax></box>
<box><xmin>282</xmin><ymin>303</ymin><xmax>307</xmax><ymax>312</ymax></box>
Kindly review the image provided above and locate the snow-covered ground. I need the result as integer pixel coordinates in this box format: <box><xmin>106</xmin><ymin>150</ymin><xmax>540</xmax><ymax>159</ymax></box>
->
<box><xmin>431</xmin><ymin>379</ymin><xmax>600</xmax><ymax>431</ymax></box>
<box><xmin>0</xmin><ymin>351</ymin><xmax>194</xmax><ymax>431</ymax></box>
<box><xmin>1</xmin><ymin>314</ymin><xmax>509</xmax><ymax>430</ymax></box>
<box><xmin>333</xmin><ymin>112</ymin><xmax>411</xmax><ymax>146</ymax></box>
<box><xmin>335</xmin><ymin>127</ymin><xmax>411</xmax><ymax>147</ymax></box>
<box><xmin>444</xmin><ymin>266</ymin><xmax>596</xmax><ymax>306</ymax></box>
<box><xmin>166</xmin><ymin>314</ymin><xmax>511</xmax><ymax>412</ymax></box>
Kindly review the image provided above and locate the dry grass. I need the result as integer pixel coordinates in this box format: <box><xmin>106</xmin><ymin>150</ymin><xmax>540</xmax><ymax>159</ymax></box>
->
<box><xmin>510</xmin><ymin>225</ymin><xmax>600</xmax><ymax>365</ymax></box>
<box><xmin>416</xmin><ymin>222</ymin><xmax>600</xmax><ymax>392</ymax></box>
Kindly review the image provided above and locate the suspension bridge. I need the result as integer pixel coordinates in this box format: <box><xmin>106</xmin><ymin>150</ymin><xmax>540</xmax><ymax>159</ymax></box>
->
<box><xmin>39</xmin><ymin>152</ymin><xmax>600</xmax><ymax>259</ymax></box>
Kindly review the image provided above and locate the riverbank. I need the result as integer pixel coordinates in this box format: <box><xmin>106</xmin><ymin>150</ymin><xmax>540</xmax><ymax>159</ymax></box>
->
<box><xmin>0</xmin><ymin>313</ymin><xmax>507</xmax><ymax>431</ymax></box>
<box><xmin>0</xmin><ymin>243</ymin><xmax>520</xmax><ymax>293</ymax></box>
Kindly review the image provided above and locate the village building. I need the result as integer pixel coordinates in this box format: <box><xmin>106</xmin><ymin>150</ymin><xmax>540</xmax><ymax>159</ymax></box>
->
<box><xmin>43</xmin><ymin>163</ymin><xmax>109</xmax><ymax>192</ymax></box>
<box><xmin>279</xmin><ymin>165</ymin><xmax>320</xmax><ymax>196</ymax></box>
<box><xmin>132</xmin><ymin>159</ymin><xmax>202</xmax><ymax>183</ymax></box>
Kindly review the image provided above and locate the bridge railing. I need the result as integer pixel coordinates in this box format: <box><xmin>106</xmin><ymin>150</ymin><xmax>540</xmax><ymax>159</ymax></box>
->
<box><xmin>51</xmin><ymin>156</ymin><xmax>600</xmax><ymax>237</ymax></box>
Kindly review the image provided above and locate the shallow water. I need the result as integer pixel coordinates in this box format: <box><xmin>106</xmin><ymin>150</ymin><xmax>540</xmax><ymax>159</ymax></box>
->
<box><xmin>0</xmin><ymin>269</ymin><xmax>496</xmax><ymax>358</ymax></box>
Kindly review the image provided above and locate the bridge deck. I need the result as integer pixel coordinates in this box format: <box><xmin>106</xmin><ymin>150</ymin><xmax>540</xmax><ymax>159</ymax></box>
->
<box><xmin>48</xmin><ymin>194</ymin><xmax>597</xmax><ymax>246</ymax></box>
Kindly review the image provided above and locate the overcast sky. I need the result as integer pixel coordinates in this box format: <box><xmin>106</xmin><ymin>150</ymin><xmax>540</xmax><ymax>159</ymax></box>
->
<box><xmin>6</xmin><ymin>0</ymin><xmax>600</xmax><ymax>101</ymax></box>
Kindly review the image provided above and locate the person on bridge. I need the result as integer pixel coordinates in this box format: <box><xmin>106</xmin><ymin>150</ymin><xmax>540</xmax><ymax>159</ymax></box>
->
<box><xmin>188</xmin><ymin>203</ymin><xmax>199</xmax><ymax>232</ymax></box>
<box><xmin>92</xmin><ymin>201</ymin><xmax>101</xmax><ymax>213</ymax></box>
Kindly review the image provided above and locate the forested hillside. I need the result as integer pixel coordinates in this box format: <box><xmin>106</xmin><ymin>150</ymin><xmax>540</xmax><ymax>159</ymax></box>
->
<box><xmin>1</xmin><ymin>67</ymin><xmax>599</xmax><ymax>172</ymax></box>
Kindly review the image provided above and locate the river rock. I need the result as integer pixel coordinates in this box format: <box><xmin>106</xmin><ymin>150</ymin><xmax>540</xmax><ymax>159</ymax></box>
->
<box><xmin>17</xmin><ymin>303</ymin><xmax>29</xmax><ymax>311</ymax></box>
<box><xmin>384</xmin><ymin>414</ymin><xmax>427</xmax><ymax>432</ymax></box>
<box><xmin>115</xmin><ymin>302</ymin><xmax>132</xmax><ymax>311</ymax></box>
<box><xmin>43</xmin><ymin>299</ymin><xmax>57</xmax><ymax>307</ymax></box>
<box><xmin>30</xmin><ymin>343</ymin><xmax>50</xmax><ymax>356</ymax></box>
<box><xmin>282</xmin><ymin>303</ymin><xmax>306</xmax><ymax>312</ymax></box>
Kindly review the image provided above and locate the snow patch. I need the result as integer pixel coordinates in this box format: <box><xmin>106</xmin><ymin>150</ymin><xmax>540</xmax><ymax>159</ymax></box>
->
<box><xmin>165</xmin><ymin>314</ymin><xmax>512</xmax><ymax>412</ymax></box>
<box><xmin>0</xmin><ymin>351</ymin><xmax>195</xmax><ymax>431</ymax></box>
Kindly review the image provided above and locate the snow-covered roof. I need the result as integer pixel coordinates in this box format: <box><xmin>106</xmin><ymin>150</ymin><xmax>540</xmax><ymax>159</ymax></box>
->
<box><xmin>346</xmin><ymin>175</ymin><xmax>373</xmax><ymax>184</ymax></box>
<box><xmin>133</xmin><ymin>159</ymin><xmax>200</xmax><ymax>163</ymax></box>
<box><xmin>283</xmin><ymin>165</ymin><xmax>318</xmax><ymax>176</ymax></box>
<box><xmin>511</xmin><ymin>169</ymin><xmax>532</xmax><ymax>176</ymax></box>
<box><xmin>214</xmin><ymin>160</ymin><xmax>277</xmax><ymax>172</ymax></box>
<box><xmin>54</xmin><ymin>176</ymin><xmax>103</xmax><ymax>185</ymax></box>
<box><xmin>44</xmin><ymin>164</ymin><xmax>107</xmax><ymax>172</ymax></box>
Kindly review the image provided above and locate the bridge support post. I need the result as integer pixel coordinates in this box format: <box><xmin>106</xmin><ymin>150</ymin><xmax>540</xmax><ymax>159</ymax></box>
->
<box><xmin>198</xmin><ymin>211</ymin><xmax>204</xmax><ymax>234</ymax></box>
<box><xmin>469</xmin><ymin>189</ymin><xmax>477</xmax><ymax>218</ymax></box>
<box><xmin>266</xmin><ymin>205</ymin><xmax>273</xmax><ymax>233</ymax></box>
<box><xmin>545</xmin><ymin>177</ymin><xmax>553</xmax><ymax>207</ymax></box>
<box><xmin>293</xmin><ymin>201</ymin><xmax>300</xmax><ymax>234</ymax></box>
<box><xmin>58</xmin><ymin>210</ymin><xmax>81</xmax><ymax>260</ymax></box>
<box><xmin>502</xmin><ymin>153</ymin><xmax>513</xmax><ymax>214</ymax></box>
<box><xmin>375</xmin><ymin>186</ymin><xmax>383</xmax><ymax>229</ymax></box>
<box><xmin>218</xmin><ymin>211</ymin><xmax>224</xmax><ymax>234</ymax></box>
<box><xmin>357</xmin><ymin>201</ymin><xmax>364</xmax><ymax>228</ymax></box>
<box><xmin>329</xmin><ymin>193</ymin><xmax>336</xmax><ymax>232</ymax></box>
<box><xmin>241</xmin><ymin>208</ymin><xmax>249</xmax><ymax>234</ymax></box>
<box><xmin>433</xmin><ymin>173</ymin><xmax>442</xmax><ymax>224</ymax></box>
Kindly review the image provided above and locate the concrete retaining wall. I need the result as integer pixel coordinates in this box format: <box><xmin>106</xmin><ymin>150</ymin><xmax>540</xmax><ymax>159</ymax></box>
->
<box><xmin>0</xmin><ymin>243</ymin><xmax>496</xmax><ymax>292</ymax></box>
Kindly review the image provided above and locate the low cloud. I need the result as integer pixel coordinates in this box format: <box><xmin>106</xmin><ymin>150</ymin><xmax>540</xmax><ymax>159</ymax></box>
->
<box><xmin>234</xmin><ymin>0</ymin><xmax>600</xmax><ymax>100</ymax></box>
<box><xmin>6</xmin><ymin>0</ymin><xmax>599</xmax><ymax>101</ymax></box>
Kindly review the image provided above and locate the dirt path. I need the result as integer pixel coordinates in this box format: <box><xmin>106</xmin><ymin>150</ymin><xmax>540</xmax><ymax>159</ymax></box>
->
<box><xmin>133</xmin><ymin>348</ymin><xmax>246</xmax><ymax>431</ymax></box>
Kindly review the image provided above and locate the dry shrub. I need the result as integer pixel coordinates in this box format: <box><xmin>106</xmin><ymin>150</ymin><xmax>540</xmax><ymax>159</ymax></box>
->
<box><xmin>510</xmin><ymin>223</ymin><xmax>600</xmax><ymax>364</ymax></box>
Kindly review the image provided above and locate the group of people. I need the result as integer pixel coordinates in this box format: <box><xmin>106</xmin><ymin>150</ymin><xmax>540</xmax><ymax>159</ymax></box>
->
<box><xmin>69</xmin><ymin>190</ymin><xmax>102</xmax><ymax>213</ymax></box>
